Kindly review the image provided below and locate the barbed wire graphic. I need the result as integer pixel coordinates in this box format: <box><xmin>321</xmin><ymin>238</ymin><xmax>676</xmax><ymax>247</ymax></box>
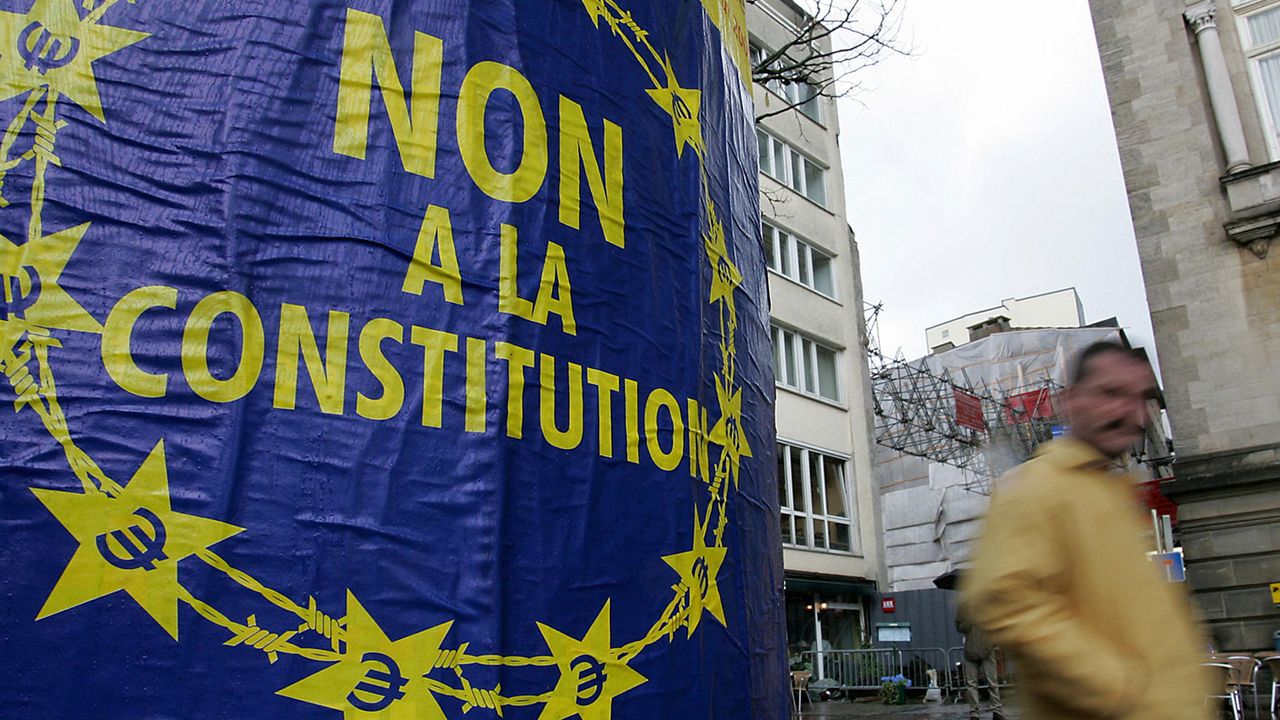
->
<box><xmin>1</xmin><ymin>0</ymin><xmax>754</xmax><ymax>716</ymax></box>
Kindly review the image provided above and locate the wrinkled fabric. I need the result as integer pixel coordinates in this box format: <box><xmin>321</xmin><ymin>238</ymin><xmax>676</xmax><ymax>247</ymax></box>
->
<box><xmin>0</xmin><ymin>0</ymin><xmax>784</xmax><ymax>718</ymax></box>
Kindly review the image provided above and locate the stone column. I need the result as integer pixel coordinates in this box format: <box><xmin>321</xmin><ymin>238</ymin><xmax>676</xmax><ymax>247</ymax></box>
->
<box><xmin>1186</xmin><ymin>2</ymin><xmax>1253</xmax><ymax>173</ymax></box>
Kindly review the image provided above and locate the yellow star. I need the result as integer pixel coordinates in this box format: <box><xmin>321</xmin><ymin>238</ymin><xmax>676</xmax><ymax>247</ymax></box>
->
<box><xmin>661</xmin><ymin>510</ymin><xmax>727</xmax><ymax>636</ymax></box>
<box><xmin>536</xmin><ymin>601</ymin><xmax>646</xmax><ymax>720</ymax></box>
<box><xmin>279</xmin><ymin>591</ymin><xmax>451</xmax><ymax>720</ymax></box>
<box><xmin>580</xmin><ymin>0</ymin><xmax>607</xmax><ymax>27</ymax></box>
<box><xmin>704</xmin><ymin>214</ymin><xmax>741</xmax><ymax>309</ymax></box>
<box><xmin>30</xmin><ymin>440</ymin><xmax>243</xmax><ymax>639</ymax></box>
<box><xmin>707</xmin><ymin>376</ymin><xmax>751</xmax><ymax>488</ymax></box>
<box><xmin>645</xmin><ymin>54</ymin><xmax>702</xmax><ymax>158</ymax></box>
<box><xmin>1</xmin><ymin>223</ymin><xmax>100</xmax><ymax>333</ymax></box>
<box><xmin>0</xmin><ymin>0</ymin><xmax>149</xmax><ymax>121</ymax></box>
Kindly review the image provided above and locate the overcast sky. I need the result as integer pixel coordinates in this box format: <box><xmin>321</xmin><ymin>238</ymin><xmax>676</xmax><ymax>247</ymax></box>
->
<box><xmin>837</xmin><ymin>0</ymin><xmax>1159</xmax><ymax>366</ymax></box>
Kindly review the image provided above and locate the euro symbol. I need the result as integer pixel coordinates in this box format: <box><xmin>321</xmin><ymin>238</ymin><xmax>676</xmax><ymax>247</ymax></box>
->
<box><xmin>691</xmin><ymin>556</ymin><xmax>710</xmax><ymax>598</ymax></box>
<box><xmin>1</xmin><ymin>266</ymin><xmax>41</xmax><ymax>321</ymax></box>
<box><xmin>17</xmin><ymin>21</ymin><xmax>80</xmax><ymax>74</ymax></box>
<box><xmin>571</xmin><ymin>654</ymin><xmax>607</xmax><ymax>706</ymax></box>
<box><xmin>347</xmin><ymin>652</ymin><xmax>408</xmax><ymax>712</ymax></box>
<box><xmin>672</xmin><ymin>94</ymin><xmax>693</xmax><ymax>122</ymax></box>
<box><xmin>94</xmin><ymin>506</ymin><xmax>169</xmax><ymax>571</ymax></box>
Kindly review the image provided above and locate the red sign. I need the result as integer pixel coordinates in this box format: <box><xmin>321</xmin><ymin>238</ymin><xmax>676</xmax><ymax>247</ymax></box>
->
<box><xmin>1136</xmin><ymin>478</ymin><xmax>1178</xmax><ymax>525</ymax></box>
<box><xmin>954</xmin><ymin>390</ymin><xmax>985</xmax><ymax>431</ymax></box>
<box><xmin>881</xmin><ymin>597</ymin><xmax>896</xmax><ymax>613</ymax></box>
<box><xmin>1003</xmin><ymin>388</ymin><xmax>1056</xmax><ymax>424</ymax></box>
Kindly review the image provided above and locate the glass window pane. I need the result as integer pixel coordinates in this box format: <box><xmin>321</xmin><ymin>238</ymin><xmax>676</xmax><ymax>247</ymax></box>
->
<box><xmin>789</xmin><ymin>447</ymin><xmax>805</xmax><ymax>514</ymax></box>
<box><xmin>783</xmin><ymin>331</ymin><xmax>798</xmax><ymax>387</ymax></box>
<box><xmin>805</xmin><ymin>160</ymin><xmax>826</xmax><ymax>205</ymax></box>
<box><xmin>812</xmin><ymin>251</ymin><xmax>834</xmax><ymax>296</ymax></box>
<box><xmin>777</xmin><ymin>443</ymin><xmax>789</xmax><ymax>509</ymax></box>
<box><xmin>808</xmin><ymin>451</ymin><xmax>824</xmax><ymax>517</ymax></box>
<box><xmin>824</xmin><ymin>457</ymin><xmax>848</xmax><ymax>518</ymax></box>
<box><xmin>773</xmin><ymin>142</ymin><xmax>788</xmax><ymax>183</ymax></box>
<box><xmin>1250</xmin><ymin>7</ymin><xmax>1280</xmax><ymax>48</ymax></box>
<box><xmin>802</xmin><ymin>339</ymin><xmax>816</xmax><ymax>393</ymax></box>
<box><xmin>800</xmin><ymin>87</ymin><xmax>821</xmax><ymax>123</ymax></box>
<box><xmin>757</xmin><ymin>130</ymin><xmax>771</xmax><ymax>176</ymax></box>
<box><xmin>794</xmin><ymin>516</ymin><xmax>809</xmax><ymax>548</ymax></box>
<box><xmin>830</xmin><ymin>522</ymin><xmax>851</xmax><ymax>552</ymax></box>
<box><xmin>1258</xmin><ymin>55</ymin><xmax>1280</xmax><ymax>150</ymax></box>
<box><xmin>780</xmin><ymin>231</ymin><xmax>794</xmax><ymax>278</ymax></box>
<box><xmin>798</xmin><ymin>243</ymin><xmax>813</xmax><ymax>286</ymax></box>
<box><xmin>816</xmin><ymin>345</ymin><xmax>839</xmax><ymax>401</ymax></box>
<box><xmin>790</xmin><ymin>152</ymin><xmax>804</xmax><ymax>193</ymax></box>
<box><xmin>811</xmin><ymin>512</ymin><xmax>827</xmax><ymax>549</ymax></box>
<box><xmin>782</xmin><ymin>514</ymin><xmax>794</xmax><ymax>545</ymax></box>
<box><xmin>763</xmin><ymin>224</ymin><xmax>776</xmax><ymax>271</ymax></box>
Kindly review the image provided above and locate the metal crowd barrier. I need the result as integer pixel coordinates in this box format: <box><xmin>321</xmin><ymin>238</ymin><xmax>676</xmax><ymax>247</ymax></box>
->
<box><xmin>799</xmin><ymin>647</ymin><xmax>957</xmax><ymax>695</ymax></box>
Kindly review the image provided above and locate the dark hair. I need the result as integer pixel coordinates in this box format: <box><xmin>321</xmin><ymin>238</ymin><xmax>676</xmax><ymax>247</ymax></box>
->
<box><xmin>1069</xmin><ymin>340</ymin><xmax>1147</xmax><ymax>386</ymax></box>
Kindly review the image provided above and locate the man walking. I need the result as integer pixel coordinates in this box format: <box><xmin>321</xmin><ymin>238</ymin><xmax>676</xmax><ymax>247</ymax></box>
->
<box><xmin>962</xmin><ymin>341</ymin><xmax>1210</xmax><ymax>720</ymax></box>
<box><xmin>956</xmin><ymin>601</ymin><xmax>1003</xmax><ymax>720</ymax></box>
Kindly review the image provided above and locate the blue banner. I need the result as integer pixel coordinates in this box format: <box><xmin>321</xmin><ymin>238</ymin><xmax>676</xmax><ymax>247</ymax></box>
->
<box><xmin>0</xmin><ymin>0</ymin><xmax>783</xmax><ymax>717</ymax></box>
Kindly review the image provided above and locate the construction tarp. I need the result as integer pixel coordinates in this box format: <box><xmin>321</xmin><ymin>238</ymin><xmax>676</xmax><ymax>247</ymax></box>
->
<box><xmin>0</xmin><ymin>0</ymin><xmax>785</xmax><ymax>717</ymax></box>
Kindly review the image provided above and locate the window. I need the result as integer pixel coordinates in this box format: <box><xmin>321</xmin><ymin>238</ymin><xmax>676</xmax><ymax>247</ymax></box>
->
<box><xmin>757</xmin><ymin>129</ymin><xmax>827</xmax><ymax>205</ymax></box>
<box><xmin>762</xmin><ymin>221</ymin><xmax>836</xmax><ymax>297</ymax></box>
<box><xmin>749</xmin><ymin>41</ymin><xmax>823</xmax><ymax>123</ymax></box>
<box><xmin>1241</xmin><ymin>3</ymin><xmax>1280</xmax><ymax>157</ymax></box>
<box><xmin>777</xmin><ymin>442</ymin><xmax>854</xmax><ymax>552</ymax></box>
<box><xmin>771</xmin><ymin>325</ymin><xmax>841</xmax><ymax>401</ymax></box>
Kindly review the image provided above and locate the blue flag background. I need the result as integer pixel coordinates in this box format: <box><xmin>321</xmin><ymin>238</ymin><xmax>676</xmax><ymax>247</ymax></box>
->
<box><xmin>0</xmin><ymin>0</ymin><xmax>785</xmax><ymax>717</ymax></box>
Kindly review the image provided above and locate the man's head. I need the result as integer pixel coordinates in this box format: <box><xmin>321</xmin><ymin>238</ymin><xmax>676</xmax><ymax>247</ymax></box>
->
<box><xmin>1064</xmin><ymin>341</ymin><xmax>1157</xmax><ymax>459</ymax></box>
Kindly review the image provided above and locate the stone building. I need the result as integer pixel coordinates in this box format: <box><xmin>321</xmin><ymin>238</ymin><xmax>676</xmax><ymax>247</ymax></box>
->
<box><xmin>1089</xmin><ymin>0</ymin><xmax>1280</xmax><ymax>650</ymax></box>
<box><xmin>747</xmin><ymin>0</ymin><xmax>885</xmax><ymax>672</ymax></box>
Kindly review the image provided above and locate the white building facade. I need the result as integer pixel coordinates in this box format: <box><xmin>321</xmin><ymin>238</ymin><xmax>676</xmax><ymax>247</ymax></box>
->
<box><xmin>924</xmin><ymin>287</ymin><xmax>1086</xmax><ymax>354</ymax></box>
<box><xmin>748</xmin><ymin>0</ymin><xmax>885</xmax><ymax>665</ymax></box>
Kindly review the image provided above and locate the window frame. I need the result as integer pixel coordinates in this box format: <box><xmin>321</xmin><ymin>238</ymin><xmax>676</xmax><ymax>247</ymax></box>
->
<box><xmin>762</xmin><ymin>220</ymin><xmax>838</xmax><ymax>299</ymax></box>
<box><xmin>1237</xmin><ymin>1</ymin><xmax>1280</xmax><ymax>159</ymax></box>
<box><xmin>771</xmin><ymin>324</ymin><xmax>842</xmax><ymax>402</ymax></box>
<box><xmin>777</xmin><ymin>441</ymin><xmax>856</xmax><ymax>554</ymax></box>
<box><xmin>748</xmin><ymin>40</ymin><xmax>824</xmax><ymax>124</ymax></box>
<box><xmin>756</xmin><ymin>128</ymin><xmax>828</xmax><ymax>206</ymax></box>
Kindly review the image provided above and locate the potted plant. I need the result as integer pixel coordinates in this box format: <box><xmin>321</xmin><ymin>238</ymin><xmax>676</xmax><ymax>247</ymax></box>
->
<box><xmin>878</xmin><ymin>674</ymin><xmax>911</xmax><ymax>704</ymax></box>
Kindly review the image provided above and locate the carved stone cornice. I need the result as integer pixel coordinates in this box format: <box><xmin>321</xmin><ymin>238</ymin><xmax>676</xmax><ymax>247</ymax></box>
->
<box><xmin>1185</xmin><ymin>1</ymin><xmax>1217</xmax><ymax>35</ymax></box>
<box><xmin>1223</xmin><ymin>216</ymin><xmax>1275</xmax><ymax>258</ymax></box>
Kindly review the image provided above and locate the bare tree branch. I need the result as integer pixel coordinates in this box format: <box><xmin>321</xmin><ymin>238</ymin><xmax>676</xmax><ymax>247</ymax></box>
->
<box><xmin>748</xmin><ymin>0</ymin><xmax>911</xmax><ymax>123</ymax></box>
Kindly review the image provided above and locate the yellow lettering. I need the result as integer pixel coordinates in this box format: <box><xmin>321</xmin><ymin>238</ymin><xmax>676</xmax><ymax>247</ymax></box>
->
<box><xmin>465</xmin><ymin>337</ymin><xmax>487</xmax><ymax>433</ymax></box>
<box><xmin>494</xmin><ymin>341</ymin><xmax>534</xmax><ymax>439</ymax></box>
<box><xmin>102</xmin><ymin>285</ymin><xmax>177</xmax><ymax>398</ymax></box>
<box><xmin>558</xmin><ymin>96</ymin><xmax>624</xmax><ymax>247</ymax></box>
<box><xmin>402</xmin><ymin>204</ymin><xmax>463</xmax><ymax>304</ymax></box>
<box><xmin>687</xmin><ymin>398</ymin><xmax>710</xmax><ymax>480</ymax></box>
<box><xmin>499</xmin><ymin>223</ymin><xmax>534</xmax><ymax>319</ymax></box>
<box><xmin>644</xmin><ymin>388</ymin><xmax>684</xmax><ymax>471</ymax></box>
<box><xmin>586</xmin><ymin>367</ymin><xmax>619</xmax><ymax>458</ymax></box>
<box><xmin>409</xmin><ymin>326</ymin><xmax>458</xmax><ymax>428</ymax></box>
<box><xmin>274</xmin><ymin>304</ymin><xmax>351</xmax><ymax>414</ymax></box>
<box><xmin>500</xmin><ymin>225</ymin><xmax>575</xmax><ymax>335</ymax></box>
<box><xmin>457</xmin><ymin>61</ymin><xmax>547</xmax><ymax>202</ymax></box>
<box><xmin>539</xmin><ymin>353</ymin><xmax>583</xmax><ymax>450</ymax></box>
<box><xmin>356</xmin><ymin>318</ymin><xmax>405</xmax><ymax>421</ymax></box>
<box><xmin>532</xmin><ymin>241</ymin><xmax>575</xmax><ymax>336</ymax></box>
<box><xmin>333</xmin><ymin>8</ymin><xmax>443</xmax><ymax>177</ymax></box>
<box><xmin>624</xmin><ymin>378</ymin><xmax>639</xmax><ymax>464</ymax></box>
<box><xmin>181</xmin><ymin>291</ymin><xmax>265</xmax><ymax>403</ymax></box>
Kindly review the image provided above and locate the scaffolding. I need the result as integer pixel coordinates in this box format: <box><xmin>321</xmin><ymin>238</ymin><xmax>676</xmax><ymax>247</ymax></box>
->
<box><xmin>864</xmin><ymin>304</ymin><xmax>1063</xmax><ymax>494</ymax></box>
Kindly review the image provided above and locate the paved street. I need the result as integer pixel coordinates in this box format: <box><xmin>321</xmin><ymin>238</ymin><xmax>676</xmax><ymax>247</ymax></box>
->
<box><xmin>796</xmin><ymin>698</ymin><xmax>1021</xmax><ymax>719</ymax></box>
